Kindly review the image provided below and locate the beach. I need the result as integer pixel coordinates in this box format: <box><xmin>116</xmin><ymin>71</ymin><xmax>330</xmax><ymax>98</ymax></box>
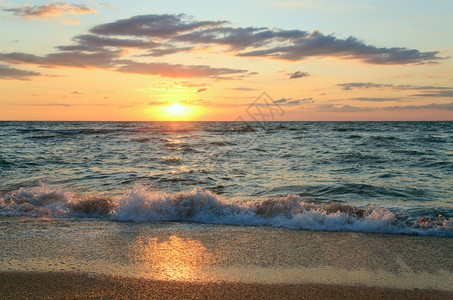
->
<box><xmin>2</xmin><ymin>271</ymin><xmax>452</xmax><ymax>299</ymax></box>
<box><xmin>1</xmin><ymin>217</ymin><xmax>452</xmax><ymax>299</ymax></box>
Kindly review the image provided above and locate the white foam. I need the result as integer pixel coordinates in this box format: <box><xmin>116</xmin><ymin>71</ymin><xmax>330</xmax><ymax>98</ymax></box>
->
<box><xmin>1</xmin><ymin>185</ymin><xmax>452</xmax><ymax>236</ymax></box>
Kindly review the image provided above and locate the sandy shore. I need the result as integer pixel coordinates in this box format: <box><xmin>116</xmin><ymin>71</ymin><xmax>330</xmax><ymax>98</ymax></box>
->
<box><xmin>1</xmin><ymin>271</ymin><xmax>452</xmax><ymax>300</ymax></box>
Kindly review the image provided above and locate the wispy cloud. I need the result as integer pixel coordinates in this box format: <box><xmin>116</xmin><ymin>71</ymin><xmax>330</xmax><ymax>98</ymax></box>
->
<box><xmin>289</xmin><ymin>71</ymin><xmax>310</xmax><ymax>79</ymax></box>
<box><xmin>3</xmin><ymin>2</ymin><xmax>97</xmax><ymax>19</ymax></box>
<box><xmin>383</xmin><ymin>102</ymin><xmax>453</xmax><ymax>111</ymax></box>
<box><xmin>229</xmin><ymin>87</ymin><xmax>258</xmax><ymax>91</ymax></box>
<box><xmin>0</xmin><ymin>50</ymin><xmax>120</xmax><ymax>68</ymax></box>
<box><xmin>274</xmin><ymin>97</ymin><xmax>314</xmax><ymax>105</ymax></box>
<box><xmin>317</xmin><ymin>102</ymin><xmax>453</xmax><ymax>112</ymax></box>
<box><xmin>349</xmin><ymin>97</ymin><xmax>401</xmax><ymax>102</ymax></box>
<box><xmin>317</xmin><ymin>104</ymin><xmax>373</xmax><ymax>112</ymax></box>
<box><xmin>63</xmin><ymin>18</ymin><xmax>80</xmax><ymax>25</ymax></box>
<box><xmin>175</xmin><ymin>81</ymin><xmax>208</xmax><ymax>88</ymax></box>
<box><xmin>0</xmin><ymin>64</ymin><xmax>41</xmax><ymax>80</ymax></box>
<box><xmin>114</xmin><ymin>60</ymin><xmax>247</xmax><ymax>79</ymax></box>
<box><xmin>338</xmin><ymin>82</ymin><xmax>453</xmax><ymax>99</ymax></box>
<box><xmin>196</xmin><ymin>88</ymin><xmax>207</xmax><ymax>93</ymax></box>
<box><xmin>338</xmin><ymin>82</ymin><xmax>453</xmax><ymax>91</ymax></box>
<box><xmin>411</xmin><ymin>90</ymin><xmax>453</xmax><ymax>98</ymax></box>
<box><xmin>16</xmin><ymin>103</ymin><xmax>73</xmax><ymax>107</ymax></box>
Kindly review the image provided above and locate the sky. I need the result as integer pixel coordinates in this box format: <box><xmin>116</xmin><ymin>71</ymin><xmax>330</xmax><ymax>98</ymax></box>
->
<box><xmin>0</xmin><ymin>0</ymin><xmax>452</xmax><ymax>121</ymax></box>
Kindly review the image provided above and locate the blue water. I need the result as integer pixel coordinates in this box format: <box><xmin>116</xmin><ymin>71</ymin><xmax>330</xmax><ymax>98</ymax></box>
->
<box><xmin>0</xmin><ymin>121</ymin><xmax>452</xmax><ymax>236</ymax></box>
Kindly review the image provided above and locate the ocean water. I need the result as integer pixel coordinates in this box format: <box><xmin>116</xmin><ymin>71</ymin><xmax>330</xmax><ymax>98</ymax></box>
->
<box><xmin>0</xmin><ymin>121</ymin><xmax>452</xmax><ymax>236</ymax></box>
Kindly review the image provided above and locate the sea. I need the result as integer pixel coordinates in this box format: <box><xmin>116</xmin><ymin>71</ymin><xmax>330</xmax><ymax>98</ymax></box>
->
<box><xmin>1</xmin><ymin>121</ymin><xmax>452</xmax><ymax>237</ymax></box>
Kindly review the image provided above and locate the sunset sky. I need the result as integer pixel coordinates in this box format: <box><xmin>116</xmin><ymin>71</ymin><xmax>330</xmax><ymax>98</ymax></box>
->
<box><xmin>1</xmin><ymin>0</ymin><xmax>452</xmax><ymax>121</ymax></box>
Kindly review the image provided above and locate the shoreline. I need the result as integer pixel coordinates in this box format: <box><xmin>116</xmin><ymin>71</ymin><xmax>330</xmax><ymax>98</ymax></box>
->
<box><xmin>1</xmin><ymin>271</ymin><xmax>452</xmax><ymax>300</ymax></box>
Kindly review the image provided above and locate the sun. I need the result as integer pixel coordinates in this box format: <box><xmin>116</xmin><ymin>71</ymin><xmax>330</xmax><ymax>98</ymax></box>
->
<box><xmin>166</xmin><ymin>103</ymin><xmax>186</xmax><ymax>116</ymax></box>
<box><xmin>151</xmin><ymin>102</ymin><xmax>204</xmax><ymax>121</ymax></box>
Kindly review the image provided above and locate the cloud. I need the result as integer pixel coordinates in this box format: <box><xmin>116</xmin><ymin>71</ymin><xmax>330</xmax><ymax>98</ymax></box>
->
<box><xmin>114</xmin><ymin>60</ymin><xmax>247</xmax><ymax>78</ymax></box>
<box><xmin>63</xmin><ymin>18</ymin><xmax>80</xmax><ymax>25</ymax></box>
<box><xmin>349</xmin><ymin>97</ymin><xmax>401</xmax><ymax>102</ymax></box>
<box><xmin>383</xmin><ymin>102</ymin><xmax>453</xmax><ymax>111</ymax></box>
<box><xmin>274</xmin><ymin>97</ymin><xmax>313</xmax><ymax>105</ymax></box>
<box><xmin>229</xmin><ymin>87</ymin><xmax>258</xmax><ymax>91</ymax></box>
<box><xmin>338</xmin><ymin>82</ymin><xmax>453</xmax><ymax>91</ymax></box>
<box><xmin>90</xmin><ymin>14</ymin><xmax>226</xmax><ymax>37</ymax></box>
<box><xmin>174</xmin><ymin>81</ymin><xmax>208</xmax><ymax>88</ymax></box>
<box><xmin>0</xmin><ymin>50</ymin><xmax>120</xmax><ymax>68</ymax></box>
<box><xmin>411</xmin><ymin>90</ymin><xmax>453</xmax><ymax>98</ymax></box>
<box><xmin>3</xmin><ymin>2</ymin><xmax>97</xmax><ymax>18</ymax></box>
<box><xmin>88</xmin><ymin>14</ymin><xmax>441</xmax><ymax>65</ymax></box>
<box><xmin>237</xmin><ymin>30</ymin><xmax>442</xmax><ymax>64</ymax></box>
<box><xmin>56</xmin><ymin>34</ymin><xmax>159</xmax><ymax>52</ymax></box>
<box><xmin>196</xmin><ymin>88</ymin><xmax>207</xmax><ymax>93</ymax></box>
<box><xmin>1</xmin><ymin>13</ymin><xmax>445</xmax><ymax>82</ymax></box>
<box><xmin>0</xmin><ymin>64</ymin><xmax>41</xmax><ymax>80</ymax></box>
<box><xmin>16</xmin><ymin>103</ymin><xmax>73</xmax><ymax>107</ymax></box>
<box><xmin>317</xmin><ymin>104</ymin><xmax>374</xmax><ymax>112</ymax></box>
<box><xmin>339</xmin><ymin>82</ymin><xmax>453</xmax><ymax>98</ymax></box>
<box><xmin>141</xmin><ymin>47</ymin><xmax>193</xmax><ymax>57</ymax></box>
<box><xmin>317</xmin><ymin>102</ymin><xmax>453</xmax><ymax>112</ymax></box>
<box><xmin>289</xmin><ymin>71</ymin><xmax>310</xmax><ymax>79</ymax></box>
<box><xmin>338</xmin><ymin>82</ymin><xmax>393</xmax><ymax>90</ymax></box>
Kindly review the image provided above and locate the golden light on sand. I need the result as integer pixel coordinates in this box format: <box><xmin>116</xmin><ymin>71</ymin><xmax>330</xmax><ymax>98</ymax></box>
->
<box><xmin>133</xmin><ymin>235</ymin><xmax>213</xmax><ymax>281</ymax></box>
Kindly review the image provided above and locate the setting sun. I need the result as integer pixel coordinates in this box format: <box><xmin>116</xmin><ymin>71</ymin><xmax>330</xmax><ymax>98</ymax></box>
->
<box><xmin>166</xmin><ymin>103</ymin><xmax>186</xmax><ymax>116</ymax></box>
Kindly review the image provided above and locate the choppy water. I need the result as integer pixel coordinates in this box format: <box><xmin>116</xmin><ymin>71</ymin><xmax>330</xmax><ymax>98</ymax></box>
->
<box><xmin>0</xmin><ymin>121</ymin><xmax>452</xmax><ymax>236</ymax></box>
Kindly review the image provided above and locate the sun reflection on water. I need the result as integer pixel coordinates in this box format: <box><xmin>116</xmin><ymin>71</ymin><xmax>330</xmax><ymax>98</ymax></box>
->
<box><xmin>132</xmin><ymin>235</ymin><xmax>213</xmax><ymax>281</ymax></box>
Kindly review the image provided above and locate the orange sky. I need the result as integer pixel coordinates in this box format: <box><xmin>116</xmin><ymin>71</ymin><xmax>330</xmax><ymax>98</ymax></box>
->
<box><xmin>1</xmin><ymin>0</ymin><xmax>452</xmax><ymax>121</ymax></box>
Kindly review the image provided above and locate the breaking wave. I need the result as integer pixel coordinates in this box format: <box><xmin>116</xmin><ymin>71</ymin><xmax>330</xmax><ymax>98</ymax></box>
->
<box><xmin>0</xmin><ymin>185</ymin><xmax>451</xmax><ymax>236</ymax></box>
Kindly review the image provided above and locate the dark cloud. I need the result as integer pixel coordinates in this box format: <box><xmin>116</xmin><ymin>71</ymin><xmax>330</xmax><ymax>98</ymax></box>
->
<box><xmin>3</xmin><ymin>3</ymin><xmax>97</xmax><ymax>18</ymax></box>
<box><xmin>0</xmin><ymin>50</ymin><xmax>120</xmax><ymax>68</ymax></box>
<box><xmin>338</xmin><ymin>82</ymin><xmax>394</xmax><ymax>90</ymax></box>
<box><xmin>350</xmin><ymin>97</ymin><xmax>401</xmax><ymax>102</ymax></box>
<box><xmin>56</xmin><ymin>34</ymin><xmax>159</xmax><ymax>52</ymax></box>
<box><xmin>141</xmin><ymin>47</ymin><xmax>193</xmax><ymax>57</ymax></box>
<box><xmin>0</xmin><ymin>64</ymin><xmax>41</xmax><ymax>80</ymax></box>
<box><xmin>114</xmin><ymin>60</ymin><xmax>247</xmax><ymax>78</ymax></box>
<box><xmin>91</xmin><ymin>14</ymin><xmax>226</xmax><ymax>37</ymax></box>
<box><xmin>383</xmin><ymin>102</ymin><xmax>453</xmax><ymax>111</ymax></box>
<box><xmin>317</xmin><ymin>104</ymin><xmax>374</xmax><ymax>112</ymax></box>
<box><xmin>88</xmin><ymin>14</ymin><xmax>442</xmax><ymax>64</ymax></box>
<box><xmin>237</xmin><ymin>31</ymin><xmax>442</xmax><ymax>64</ymax></box>
<box><xmin>289</xmin><ymin>71</ymin><xmax>310</xmax><ymax>79</ymax></box>
<box><xmin>411</xmin><ymin>90</ymin><xmax>453</xmax><ymax>98</ymax></box>
<box><xmin>196</xmin><ymin>88</ymin><xmax>207</xmax><ymax>93</ymax></box>
<box><xmin>274</xmin><ymin>97</ymin><xmax>313</xmax><ymax>105</ymax></box>
<box><xmin>174</xmin><ymin>27</ymin><xmax>308</xmax><ymax>50</ymax></box>
<box><xmin>1</xmin><ymin>13</ymin><xmax>445</xmax><ymax>83</ymax></box>
<box><xmin>339</xmin><ymin>82</ymin><xmax>453</xmax><ymax>91</ymax></box>
<box><xmin>317</xmin><ymin>102</ymin><xmax>453</xmax><ymax>112</ymax></box>
<box><xmin>339</xmin><ymin>82</ymin><xmax>453</xmax><ymax>99</ymax></box>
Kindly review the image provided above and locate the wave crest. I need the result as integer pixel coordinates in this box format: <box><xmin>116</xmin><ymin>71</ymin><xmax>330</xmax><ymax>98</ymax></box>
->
<box><xmin>0</xmin><ymin>185</ymin><xmax>451</xmax><ymax>236</ymax></box>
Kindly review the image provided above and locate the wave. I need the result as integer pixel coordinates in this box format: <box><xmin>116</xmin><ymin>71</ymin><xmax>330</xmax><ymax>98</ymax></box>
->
<box><xmin>0</xmin><ymin>185</ymin><xmax>451</xmax><ymax>236</ymax></box>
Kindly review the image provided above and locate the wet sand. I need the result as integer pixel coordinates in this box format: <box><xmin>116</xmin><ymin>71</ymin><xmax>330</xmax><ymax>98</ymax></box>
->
<box><xmin>1</xmin><ymin>271</ymin><xmax>452</xmax><ymax>300</ymax></box>
<box><xmin>1</xmin><ymin>218</ymin><xmax>452</xmax><ymax>298</ymax></box>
